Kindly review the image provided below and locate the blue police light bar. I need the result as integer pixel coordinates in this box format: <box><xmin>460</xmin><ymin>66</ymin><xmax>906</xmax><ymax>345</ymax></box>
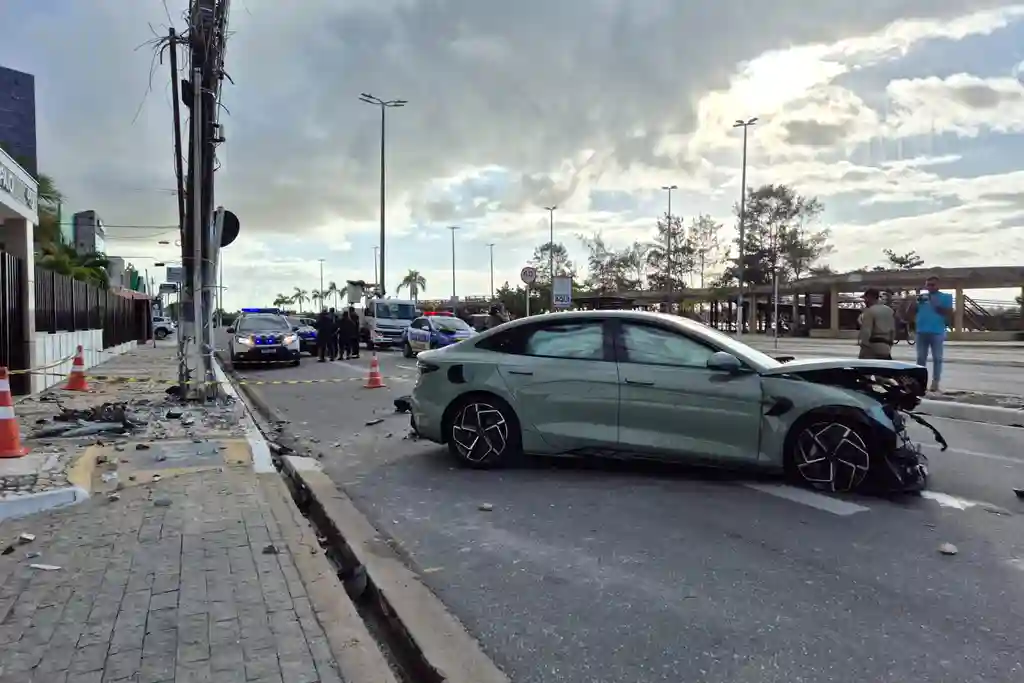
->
<box><xmin>241</xmin><ymin>307</ymin><xmax>280</xmax><ymax>314</ymax></box>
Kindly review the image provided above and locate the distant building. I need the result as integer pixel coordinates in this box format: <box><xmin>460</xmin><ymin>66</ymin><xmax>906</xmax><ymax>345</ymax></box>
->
<box><xmin>72</xmin><ymin>210</ymin><xmax>106</xmax><ymax>255</ymax></box>
<box><xmin>0</xmin><ymin>66</ymin><xmax>37</xmax><ymax>176</ymax></box>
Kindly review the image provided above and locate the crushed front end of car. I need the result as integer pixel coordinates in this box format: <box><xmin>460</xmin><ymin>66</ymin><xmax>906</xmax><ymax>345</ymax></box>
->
<box><xmin>774</xmin><ymin>361</ymin><xmax>946</xmax><ymax>494</ymax></box>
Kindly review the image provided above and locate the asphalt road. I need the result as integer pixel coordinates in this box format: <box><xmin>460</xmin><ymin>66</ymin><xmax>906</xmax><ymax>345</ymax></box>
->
<box><xmin>235</xmin><ymin>350</ymin><xmax>1024</xmax><ymax>683</ymax></box>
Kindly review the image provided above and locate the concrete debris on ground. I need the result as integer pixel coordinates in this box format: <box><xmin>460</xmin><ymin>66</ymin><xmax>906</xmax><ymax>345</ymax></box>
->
<box><xmin>2</xmin><ymin>344</ymin><xmax>248</xmax><ymax>502</ymax></box>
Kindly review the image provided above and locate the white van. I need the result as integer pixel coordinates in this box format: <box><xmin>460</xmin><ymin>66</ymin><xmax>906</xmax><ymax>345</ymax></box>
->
<box><xmin>359</xmin><ymin>298</ymin><xmax>419</xmax><ymax>350</ymax></box>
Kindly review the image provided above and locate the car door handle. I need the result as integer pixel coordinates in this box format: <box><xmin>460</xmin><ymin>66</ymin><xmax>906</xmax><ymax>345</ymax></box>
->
<box><xmin>507</xmin><ymin>370</ymin><xmax>533</xmax><ymax>376</ymax></box>
<box><xmin>624</xmin><ymin>378</ymin><xmax>655</xmax><ymax>386</ymax></box>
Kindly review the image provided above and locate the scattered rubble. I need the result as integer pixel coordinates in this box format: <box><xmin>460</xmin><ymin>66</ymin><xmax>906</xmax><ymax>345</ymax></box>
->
<box><xmin>938</xmin><ymin>543</ymin><xmax>958</xmax><ymax>556</ymax></box>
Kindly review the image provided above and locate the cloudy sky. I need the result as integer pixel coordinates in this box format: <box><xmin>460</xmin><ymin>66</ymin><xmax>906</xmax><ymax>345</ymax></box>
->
<box><xmin>3</xmin><ymin>0</ymin><xmax>1024</xmax><ymax>309</ymax></box>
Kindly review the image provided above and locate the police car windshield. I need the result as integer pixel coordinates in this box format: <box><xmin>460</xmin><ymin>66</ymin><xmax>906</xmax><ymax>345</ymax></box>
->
<box><xmin>285</xmin><ymin>317</ymin><xmax>305</xmax><ymax>328</ymax></box>
<box><xmin>237</xmin><ymin>315</ymin><xmax>290</xmax><ymax>332</ymax></box>
<box><xmin>433</xmin><ymin>316</ymin><xmax>470</xmax><ymax>331</ymax></box>
<box><xmin>375</xmin><ymin>302</ymin><xmax>417</xmax><ymax>320</ymax></box>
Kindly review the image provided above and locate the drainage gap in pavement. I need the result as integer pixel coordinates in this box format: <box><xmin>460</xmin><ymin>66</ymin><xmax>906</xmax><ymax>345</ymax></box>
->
<box><xmin>278</xmin><ymin>462</ymin><xmax>444</xmax><ymax>683</ymax></box>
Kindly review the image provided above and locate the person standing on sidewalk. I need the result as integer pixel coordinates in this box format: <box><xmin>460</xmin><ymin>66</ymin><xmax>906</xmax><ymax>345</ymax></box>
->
<box><xmin>910</xmin><ymin>275</ymin><xmax>953</xmax><ymax>392</ymax></box>
<box><xmin>857</xmin><ymin>288</ymin><xmax>895</xmax><ymax>360</ymax></box>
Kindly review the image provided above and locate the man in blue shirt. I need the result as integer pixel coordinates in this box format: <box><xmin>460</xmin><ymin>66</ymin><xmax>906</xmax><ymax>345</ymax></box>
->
<box><xmin>911</xmin><ymin>275</ymin><xmax>953</xmax><ymax>392</ymax></box>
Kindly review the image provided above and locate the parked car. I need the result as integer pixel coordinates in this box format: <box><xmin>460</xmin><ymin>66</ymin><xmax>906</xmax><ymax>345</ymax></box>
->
<box><xmin>286</xmin><ymin>316</ymin><xmax>318</xmax><ymax>356</ymax></box>
<box><xmin>152</xmin><ymin>316</ymin><xmax>176</xmax><ymax>340</ymax></box>
<box><xmin>409</xmin><ymin>310</ymin><xmax>943</xmax><ymax>494</ymax></box>
<box><xmin>402</xmin><ymin>315</ymin><xmax>476</xmax><ymax>357</ymax></box>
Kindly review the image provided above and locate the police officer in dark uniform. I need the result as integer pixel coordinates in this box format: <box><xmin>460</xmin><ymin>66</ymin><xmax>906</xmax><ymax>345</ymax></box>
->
<box><xmin>316</xmin><ymin>308</ymin><xmax>338</xmax><ymax>362</ymax></box>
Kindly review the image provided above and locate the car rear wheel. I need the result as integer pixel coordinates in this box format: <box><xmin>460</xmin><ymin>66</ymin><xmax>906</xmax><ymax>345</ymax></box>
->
<box><xmin>785</xmin><ymin>416</ymin><xmax>872</xmax><ymax>493</ymax></box>
<box><xmin>446</xmin><ymin>395</ymin><xmax>521</xmax><ymax>469</ymax></box>
<box><xmin>155</xmin><ymin>328</ymin><xmax>168</xmax><ymax>340</ymax></box>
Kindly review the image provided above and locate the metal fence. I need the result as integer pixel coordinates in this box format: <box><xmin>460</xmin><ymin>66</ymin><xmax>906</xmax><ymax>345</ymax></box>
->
<box><xmin>34</xmin><ymin>267</ymin><xmax>151</xmax><ymax>348</ymax></box>
<box><xmin>0</xmin><ymin>252</ymin><xmax>29</xmax><ymax>394</ymax></box>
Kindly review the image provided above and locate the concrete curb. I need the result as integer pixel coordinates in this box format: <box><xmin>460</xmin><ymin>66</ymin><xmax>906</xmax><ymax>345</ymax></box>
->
<box><xmin>258</xmin><ymin>472</ymin><xmax>399</xmax><ymax>683</ymax></box>
<box><xmin>212</xmin><ymin>354</ymin><xmax>275</xmax><ymax>473</ymax></box>
<box><xmin>280</xmin><ymin>455</ymin><xmax>510</xmax><ymax>683</ymax></box>
<box><xmin>916</xmin><ymin>399</ymin><xmax>1024</xmax><ymax>428</ymax></box>
<box><xmin>0</xmin><ymin>485</ymin><xmax>90</xmax><ymax>522</ymax></box>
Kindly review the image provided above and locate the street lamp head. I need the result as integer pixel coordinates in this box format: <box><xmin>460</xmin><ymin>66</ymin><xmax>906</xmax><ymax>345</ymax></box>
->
<box><xmin>662</xmin><ymin>184</ymin><xmax>678</xmax><ymax>191</ymax></box>
<box><xmin>387</xmin><ymin>99</ymin><xmax>408</xmax><ymax>107</ymax></box>
<box><xmin>733</xmin><ymin>117</ymin><xmax>758</xmax><ymax>128</ymax></box>
<box><xmin>359</xmin><ymin>93</ymin><xmax>382</xmax><ymax>105</ymax></box>
<box><xmin>447</xmin><ymin>225</ymin><xmax>460</xmax><ymax>231</ymax></box>
<box><xmin>544</xmin><ymin>205</ymin><xmax>557</xmax><ymax>212</ymax></box>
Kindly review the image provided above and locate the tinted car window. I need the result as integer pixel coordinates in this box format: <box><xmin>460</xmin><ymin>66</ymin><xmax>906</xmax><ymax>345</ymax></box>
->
<box><xmin>432</xmin><ymin>316</ymin><xmax>471</xmax><ymax>332</ymax></box>
<box><xmin>620</xmin><ymin>323</ymin><xmax>715</xmax><ymax>368</ymax></box>
<box><xmin>524</xmin><ymin>322</ymin><xmax>605</xmax><ymax>360</ymax></box>
<box><xmin>409</xmin><ymin>318</ymin><xmax>425</xmax><ymax>329</ymax></box>
<box><xmin>236</xmin><ymin>315</ymin><xmax>291</xmax><ymax>333</ymax></box>
<box><xmin>374</xmin><ymin>302</ymin><xmax>418</xmax><ymax>320</ymax></box>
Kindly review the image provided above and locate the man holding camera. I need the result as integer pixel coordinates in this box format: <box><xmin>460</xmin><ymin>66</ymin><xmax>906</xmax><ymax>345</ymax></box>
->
<box><xmin>909</xmin><ymin>275</ymin><xmax>952</xmax><ymax>392</ymax></box>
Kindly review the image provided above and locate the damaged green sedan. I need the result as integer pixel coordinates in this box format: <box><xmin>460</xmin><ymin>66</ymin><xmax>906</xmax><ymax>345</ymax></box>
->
<box><xmin>409</xmin><ymin>310</ymin><xmax>944</xmax><ymax>494</ymax></box>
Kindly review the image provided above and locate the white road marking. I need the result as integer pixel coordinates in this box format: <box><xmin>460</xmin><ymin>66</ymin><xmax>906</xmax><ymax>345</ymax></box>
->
<box><xmin>920</xmin><ymin>491</ymin><xmax>980</xmax><ymax>510</ymax></box>
<box><xmin>397</xmin><ymin>364</ymin><xmax>417</xmax><ymax>371</ymax></box>
<box><xmin>743</xmin><ymin>483</ymin><xmax>870</xmax><ymax>516</ymax></box>
<box><xmin>922</xmin><ymin>444</ymin><xmax>1023</xmax><ymax>466</ymax></box>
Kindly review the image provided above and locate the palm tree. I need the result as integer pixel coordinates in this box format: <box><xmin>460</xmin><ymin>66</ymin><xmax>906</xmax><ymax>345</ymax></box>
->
<box><xmin>397</xmin><ymin>270</ymin><xmax>427</xmax><ymax>301</ymax></box>
<box><xmin>37</xmin><ymin>243</ymin><xmax>109</xmax><ymax>287</ymax></box>
<box><xmin>326</xmin><ymin>281</ymin><xmax>340</xmax><ymax>308</ymax></box>
<box><xmin>32</xmin><ymin>173</ymin><xmax>65</xmax><ymax>247</ymax></box>
<box><xmin>292</xmin><ymin>287</ymin><xmax>309</xmax><ymax>312</ymax></box>
<box><xmin>272</xmin><ymin>294</ymin><xmax>292</xmax><ymax>308</ymax></box>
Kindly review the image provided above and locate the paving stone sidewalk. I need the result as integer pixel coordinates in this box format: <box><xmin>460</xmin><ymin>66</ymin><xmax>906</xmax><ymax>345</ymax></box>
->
<box><xmin>0</xmin><ymin>467</ymin><xmax>347</xmax><ymax>683</ymax></box>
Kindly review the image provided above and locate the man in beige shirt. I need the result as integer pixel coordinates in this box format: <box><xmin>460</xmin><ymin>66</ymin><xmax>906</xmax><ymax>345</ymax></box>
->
<box><xmin>858</xmin><ymin>288</ymin><xmax>895</xmax><ymax>360</ymax></box>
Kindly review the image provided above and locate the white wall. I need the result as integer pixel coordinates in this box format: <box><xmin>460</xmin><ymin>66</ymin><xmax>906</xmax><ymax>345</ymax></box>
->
<box><xmin>28</xmin><ymin>330</ymin><xmax>137</xmax><ymax>393</ymax></box>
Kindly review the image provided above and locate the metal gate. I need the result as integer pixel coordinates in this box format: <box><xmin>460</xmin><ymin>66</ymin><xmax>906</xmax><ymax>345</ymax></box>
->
<box><xmin>0</xmin><ymin>252</ymin><xmax>29</xmax><ymax>395</ymax></box>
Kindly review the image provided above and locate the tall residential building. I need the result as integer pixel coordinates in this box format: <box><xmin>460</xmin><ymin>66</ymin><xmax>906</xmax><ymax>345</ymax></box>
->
<box><xmin>0</xmin><ymin>66</ymin><xmax>37</xmax><ymax>176</ymax></box>
<box><xmin>72</xmin><ymin>210</ymin><xmax>106</xmax><ymax>255</ymax></box>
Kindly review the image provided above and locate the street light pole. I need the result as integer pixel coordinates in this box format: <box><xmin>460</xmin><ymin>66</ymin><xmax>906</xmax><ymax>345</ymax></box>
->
<box><xmin>447</xmin><ymin>226</ymin><xmax>460</xmax><ymax>305</ymax></box>
<box><xmin>372</xmin><ymin>246</ymin><xmax>379</xmax><ymax>290</ymax></box>
<box><xmin>359</xmin><ymin>93</ymin><xmax>407</xmax><ymax>298</ymax></box>
<box><xmin>544</xmin><ymin>206</ymin><xmax>556</xmax><ymax>310</ymax></box>
<box><xmin>661</xmin><ymin>184</ymin><xmax>678</xmax><ymax>312</ymax></box>
<box><xmin>487</xmin><ymin>243</ymin><xmax>495</xmax><ymax>301</ymax></box>
<box><xmin>318</xmin><ymin>258</ymin><xmax>325</xmax><ymax>311</ymax></box>
<box><xmin>733</xmin><ymin>117</ymin><xmax>758</xmax><ymax>337</ymax></box>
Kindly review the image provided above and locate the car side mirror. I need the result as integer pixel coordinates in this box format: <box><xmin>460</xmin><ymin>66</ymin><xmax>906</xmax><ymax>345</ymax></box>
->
<box><xmin>226</xmin><ymin>327</ymin><xmax>235</xmax><ymax>334</ymax></box>
<box><xmin>707</xmin><ymin>351</ymin><xmax>742</xmax><ymax>373</ymax></box>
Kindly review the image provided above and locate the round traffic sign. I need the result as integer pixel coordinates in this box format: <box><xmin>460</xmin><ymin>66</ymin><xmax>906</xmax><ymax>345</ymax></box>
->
<box><xmin>520</xmin><ymin>266</ymin><xmax>537</xmax><ymax>284</ymax></box>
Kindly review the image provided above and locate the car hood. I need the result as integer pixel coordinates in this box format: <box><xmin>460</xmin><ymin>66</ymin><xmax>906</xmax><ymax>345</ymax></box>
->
<box><xmin>761</xmin><ymin>357</ymin><xmax>927</xmax><ymax>411</ymax></box>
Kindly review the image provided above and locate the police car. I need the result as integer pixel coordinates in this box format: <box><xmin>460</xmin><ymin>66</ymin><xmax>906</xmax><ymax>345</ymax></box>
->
<box><xmin>402</xmin><ymin>314</ymin><xmax>476</xmax><ymax>358</ymax></box>
<box><xmin>286</xmin><ymin>316</ymin><xmax>318</xmax><ymax>356</ymax></box>
<box><xmin>228</xmin><ymin>308</ymin><xmax>301</xmax><ymax>366</ymax></box>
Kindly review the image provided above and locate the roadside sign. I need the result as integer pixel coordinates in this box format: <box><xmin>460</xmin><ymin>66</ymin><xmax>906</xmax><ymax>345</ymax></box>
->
<box><xmin>158</xmin><ymin>283</ymin><xmax>178</xmax><ymax>295</ymax></box>
<box><xmin>166</xmin><ymin>266</ymin><xmax>184</xmax><ymax>284</ymax></box>
<box><xmin>552</xmin><ymin>275</ymin><xmax>572</xmax><ymax>309</ymax></box>
<box><xmin>520</xmin><ymin>266</ymin><xmax>537</xmax><ymax>285</ymax></box>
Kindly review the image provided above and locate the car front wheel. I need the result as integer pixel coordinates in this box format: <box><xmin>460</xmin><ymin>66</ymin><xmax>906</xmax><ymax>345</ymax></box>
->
<box><xmin>446</xmin><ymin>395</ymin><xmax>521</xmax><ymax>469</ymax></box>
<box><xmin>403</xmin><ymin>341</ymin><xmax>414</xmax><ymax>358</ymax></box>
<box><xmin>155</xmin><ymin>328</ymin><xmax>168</xmax><ymax>340</ymax></box>
<box><xmin>785</xmin><ymin>416</ymin><xmax>872</xmax><ymax>493</ymax></box>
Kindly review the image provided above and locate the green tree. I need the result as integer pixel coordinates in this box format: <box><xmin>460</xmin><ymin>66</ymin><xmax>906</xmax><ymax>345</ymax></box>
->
<box><xmin>646</xmin><ymin>213</ymin><xmax>695</xmax><ymax>291</ymax></box>
<box><xmin>688</xmin><ymin>214</ymin><xmax>723</xmax><ymax>289</ymax></box>
<box><xmin>325</xmin><ymin>281</ymin><xmax>340</xmax><ymax>308</ymax></box>
<box><xmin>291</xmin><ymin>287</ymin><xmax>309</xmax><ymax>311</ymax></box>
<box><xmin>495</xmin><ymin>281</ymin><xmax>544</xmax><ymax>319</ymax></box>
<box><xmin>36</xmin><ymin>243</ymin><xmax>109</xmax><ymax>287</ymax></box>
<box><xmin>272</xmin><ymin>294</ymin><xmax>292</xmax><ymax>308</ymax></box>
<box><xmin>398</xmin><ymin>269</ymin><xmax>427</xmax><ymax>301</ymax></box>
<box><xmin>722</xmin><ymin>183</ymin><xmax>831</xmax><ymax>286</ymax></box>
<box><xmin>579</xmin><ymin>232</ymin><xmax>639</xmax><ymax>293</ymax></box>
<box><xmin>882</xmin><ymin>249</ymin><xmax>924</xmax><ymax>270</ymax></box>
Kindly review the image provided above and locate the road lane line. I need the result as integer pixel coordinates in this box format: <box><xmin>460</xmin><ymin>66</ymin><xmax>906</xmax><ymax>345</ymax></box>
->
<box><xmin>743</xmin><ymin>483</ymin><xmax>870</xmax><ymax>515</ymax></box>
<box><xmin>921</xmin><ymin>444</ymin><xmax>1023</xmax><ymax>465</ymax></box>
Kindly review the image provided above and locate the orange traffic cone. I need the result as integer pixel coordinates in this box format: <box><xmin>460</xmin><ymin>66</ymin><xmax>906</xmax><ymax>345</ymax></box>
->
<box><xmin>364</xmin><ymin>353</ymin><xmax>386</xmax><ymax>389</ymax></box>
<box><xmin>0</xmin><ymin>367</ymin><xmax>28</xmax><ymax>458</ymax></box>
<box><xmin>65</xmin><ymin>345</ymin><xmax>90</xmax><ymax>392</ymax></box>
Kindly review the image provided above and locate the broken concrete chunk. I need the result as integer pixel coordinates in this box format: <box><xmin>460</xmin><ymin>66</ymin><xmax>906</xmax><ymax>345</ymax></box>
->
<box><xmin>153</xmin><ymin>498</ymin><xmax>172</xmax><ymax>507</ymax></box>
<box><xmin>479</xmin><ymin>503</ymin><xmax>494</xmax><ymax>512</ymax></box>
<box><xmin>135</xmin><ymin>443</ymin><xmax>150</xmax><ymax>451</ymax></box>
<box><xmin>938</xmin><ymin>542</ymin><xmax>958</xmax><ymax>556</ymax></box>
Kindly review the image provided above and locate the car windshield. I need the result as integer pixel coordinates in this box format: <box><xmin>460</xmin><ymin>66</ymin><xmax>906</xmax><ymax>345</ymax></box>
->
<box><xmin>236</xmin><ymin>315</ymin><xmax>291</xmax><ymax>333</ymax></box>
<box><xmin>433</xmin><ymin>316</ymin><xmax>471</xmax><ymax>332</ymax></box>
<box><xmin>285</xmin><ymin>317</ymin><xmax>304</xmax><ymax>328</ymax></box>
<box><xmin>375</xmin><ymin>302</ymin><xmax>418</xmax><ymax>320</ymax></box>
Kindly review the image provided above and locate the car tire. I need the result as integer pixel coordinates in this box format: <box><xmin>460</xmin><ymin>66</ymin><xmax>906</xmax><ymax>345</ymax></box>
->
<box><xmin>155</xmin><ymin>328</ymin><xmax>169</xmax><ymax>340</ymax></box>
<box><xmin>446</xmin><ymin>394</ymin><xmax>521</xmax><ymax>469</ymax></box>
<box><xmin>784</xmin><ymin>413</ymin><xmax>873</xmax><ymax>493</ymax></box>
<box><xmin>403</xmin><ymin>341</ymin><xmax>414</xmax><ymax>358</ymax></box>
<box><xmin>292</xmin><ymin>359</ymin><xmax>301</xmax><ymax>367</ymax></box>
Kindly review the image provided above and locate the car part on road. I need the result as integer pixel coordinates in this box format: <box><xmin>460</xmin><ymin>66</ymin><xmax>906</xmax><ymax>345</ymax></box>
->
<box><xmin>446</xmin><ymin>395</ymin><xmax>520</xmax><ymax>468</ymax></box>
